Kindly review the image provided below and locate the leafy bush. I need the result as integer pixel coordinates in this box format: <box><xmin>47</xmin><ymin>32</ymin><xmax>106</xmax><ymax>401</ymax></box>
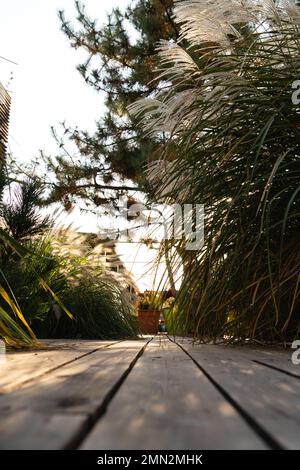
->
<box><xmin>0</xmin><ymin>238</ymin><xmax>68</xmax><ymax>325</ymax></box>
<box><xmin>0</xmin><ymin>176</ymin><xmax>56</xmax><ymax>346</ymax></box>
<box><xmin>35</xmin><ymin>274</ymin><xmax>137</xmax><ymax>339</ymax></box>
<box><xmin>0</xmin><ymin>175</ymin><xmax>137</xmax><ymax>345</ymax></box>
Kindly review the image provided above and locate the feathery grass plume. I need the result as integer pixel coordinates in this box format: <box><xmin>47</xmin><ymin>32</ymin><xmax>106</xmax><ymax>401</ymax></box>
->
<box><xmin>129</xmin><ymin>0</ymin><xmax>300</xmax><ymax>342</ymax></box>
<box><xmin>33</xmin><ymin>228</ymin><xmax>137</xmax><ymax>339</ymax></box>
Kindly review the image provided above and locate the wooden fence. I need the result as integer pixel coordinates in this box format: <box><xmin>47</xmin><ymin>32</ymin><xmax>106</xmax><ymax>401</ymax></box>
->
<box><xmin>0</xmin><ymin>82</ymin><xmax>11</xmax><ymax>166</ymax></box>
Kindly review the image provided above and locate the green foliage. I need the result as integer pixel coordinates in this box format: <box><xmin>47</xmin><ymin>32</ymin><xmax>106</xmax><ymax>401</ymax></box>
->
<box><xmin>0</xmin><ymin>172</ymin><xmax>50</xmax><ymax>346</ymax></box>
<box><xmin>1</xmin><ymin>232</ymin><xmax>137</xmax><ymax>342</ymax></box>
<box><xmin>35</xmin><ymin>274</ymin><xmax>137</xmax><ymax>340</ymax></box>
<box><xmin>0</xmin><ymin>179</ymin><xmax>52</xmax><ymax>241</ymax></box>
<box><xmin>132</xmin><ymin>0</ymin><xmax>300</xmax><ymax>342</ymax></box>
<box><xmin>0</xmin><ymin>239</ymin><xmax>67</xmax><ymax>325</ymax></box>
<box><xmin>41</xmin><ymin>1</ymin><xmax>176</xmax><ymax>209</ymax></box>
<box><xmin>138</xmin><ymin>292</ymin><xmax>162</xmax><ymax>310</ymax></box>
<box><xmin>0</xmin><ymin>172</ymin><xmax>137</xmax><ymax>345</ymax></box>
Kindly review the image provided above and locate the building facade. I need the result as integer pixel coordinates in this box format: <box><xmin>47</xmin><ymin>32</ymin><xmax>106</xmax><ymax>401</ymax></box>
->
<box><xmin>0</xmin><ymin>82</ymin><xmax>11</xmax><ymax>165</ymax></box>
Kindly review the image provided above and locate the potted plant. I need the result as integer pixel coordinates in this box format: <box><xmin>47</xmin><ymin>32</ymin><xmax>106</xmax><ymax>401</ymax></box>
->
<box><xmin>137</xmin><ymin>292</ymin><xmax>162</xmax><ymax>334</ymax></box>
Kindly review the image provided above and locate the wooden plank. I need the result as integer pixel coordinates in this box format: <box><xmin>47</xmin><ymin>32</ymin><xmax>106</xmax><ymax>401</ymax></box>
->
<box><xmin>0</xmin><ymin>410</ymin><xmax>88</xmax><ymax>450</ymax></box>
<box><xmin>175</xmin><ymin>337</ymin><xmax>300</xmax><ymax>377</ymax></box>
<box><xmin>179</xmin><ymin>337</ymin><xmax>300</xmax><ymax>376</ymax></box>
<box><xmin>242</xmin><ymin>348</ymin><xmax>300</xmax><ymax>378</ymax></box>
<box><xmin>175</xmin><ymin>339</ymin><xmax>300</xmax><ymax>449</ymax></box>
<box><xmin>81</xmin><ymin>336</ymin><xmax>267</xmax><ymax>450</ymax></box>
<box><xmin>1</xmin><ymin>340</ymin><xmax>117</xmax><ymax>392</ymax></box>
<box><xmin>0</xmin><ymin>339</ymin><xmax>148</xmax><ymax>449</ymax></box>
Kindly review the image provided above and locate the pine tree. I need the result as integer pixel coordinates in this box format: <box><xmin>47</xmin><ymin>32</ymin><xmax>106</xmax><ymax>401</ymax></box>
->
<box><xmin>45</xmin><ymin>0</ymin><xmax>176</xmax><ymax>209</ymax></box>
<box><xmin>0</xmin><ymin>179</ymin><xmax>52</xmax><ymax>242</ymax></box>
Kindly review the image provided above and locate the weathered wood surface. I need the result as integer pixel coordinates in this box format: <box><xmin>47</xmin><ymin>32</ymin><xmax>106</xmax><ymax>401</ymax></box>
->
<box><xmin>0</xmin><ymin>340</ymin><xmax>149</xmax><ymax>449</ymax></box>
<box><xmin>0</xmin><ymin>340</ymin><xmax>117</xmax><ymax>392</ymax></box>
<box><xmin>178</xmin><ymin>338</ymin><xmax>299</xmax><ymax>377</ymax></box>
<box><xmin>0</xmin><ymin>335</ymin><xmax>299</xmax><ymax>449</ymax></box>
<box><xmin>81</xmin><ymin>337</ymin><xmax>266</xmax><ymax>450</ymax></box>
<box><xmin>175</xmin><ymin>338</ymin><xmax>300</xmax><ymax>449</ymax></box>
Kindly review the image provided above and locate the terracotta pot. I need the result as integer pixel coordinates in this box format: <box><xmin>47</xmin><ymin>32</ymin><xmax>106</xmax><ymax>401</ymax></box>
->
<box><xmin>138</xmin><ymin>309</ymin><xmax>160</xmax><ymax>335</ymax></box>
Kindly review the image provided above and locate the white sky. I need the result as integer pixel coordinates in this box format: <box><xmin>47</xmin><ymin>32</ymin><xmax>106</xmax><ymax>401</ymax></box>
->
<box><xmin>0</xmin><ymin>1</ymin><xmax>118</xmax><ymax>159</ymax></box>
<box><xmin>0</xmin><ymin>0</ymin><xmax>169</xmax><ymax>291</ymax></box>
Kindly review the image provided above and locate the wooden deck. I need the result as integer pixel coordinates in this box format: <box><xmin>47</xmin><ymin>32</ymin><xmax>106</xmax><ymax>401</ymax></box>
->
<box><xmin>0</xmin><ymin>336</ymin><xmax>299</xmax><ymax>450</ymax></box>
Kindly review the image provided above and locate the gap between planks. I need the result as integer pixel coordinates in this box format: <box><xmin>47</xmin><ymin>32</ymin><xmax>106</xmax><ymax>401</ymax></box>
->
<box><xmin>0</xmin><ymin>338</ymin><xmax>151</xmax><ymax>449</ymax></box>
<box><xmin>80</xmin><ymin>336</ymin><xmax>267</xmax><ymax>450</ymax></box>
<box><xmin>173</xmin><ymin>337</ymin><xmax>300</xmax><ymax>450</ymax></box>
<box><xmin>0</xmin><ymin>340</ymin><xmax>122</xmax><ymax>393</ymax></box>
<box><xmin>3</xmin><ymin>336</ymin><xmax>297</xmax><ymax>450</ymax></box>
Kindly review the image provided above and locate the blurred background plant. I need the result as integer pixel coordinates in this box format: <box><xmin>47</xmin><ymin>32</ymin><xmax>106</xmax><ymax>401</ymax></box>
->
<box><xmin>131</xmin><ymin>0</ymin><xmax>300</xmax><ymax>343</ymax></box>
<box><xmin>137</xmin><ymin>291</ymin><xmax>162</xmax><ymax>311</ymax></box>
<box><xmin>0</xmin><ymin>167</ymin><xmax>137</xmax><ymax>346</ymax></box>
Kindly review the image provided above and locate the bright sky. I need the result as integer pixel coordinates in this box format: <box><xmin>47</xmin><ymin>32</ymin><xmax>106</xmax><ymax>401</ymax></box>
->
<box><xmin>1</xmin><ymin>1</ymin><xmax>118</xmax><ymax>158</ymax></box>
<box><xmin>0</xmin><ymin>0</ymin><xmax>168</xmax><ymax>291</ymax></box>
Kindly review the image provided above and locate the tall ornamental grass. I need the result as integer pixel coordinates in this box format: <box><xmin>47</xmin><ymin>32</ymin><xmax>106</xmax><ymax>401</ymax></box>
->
<box><xmin>130</xmin><ymin>0</ymin><xmax>300</xmax><ymax>342</ymax></box>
